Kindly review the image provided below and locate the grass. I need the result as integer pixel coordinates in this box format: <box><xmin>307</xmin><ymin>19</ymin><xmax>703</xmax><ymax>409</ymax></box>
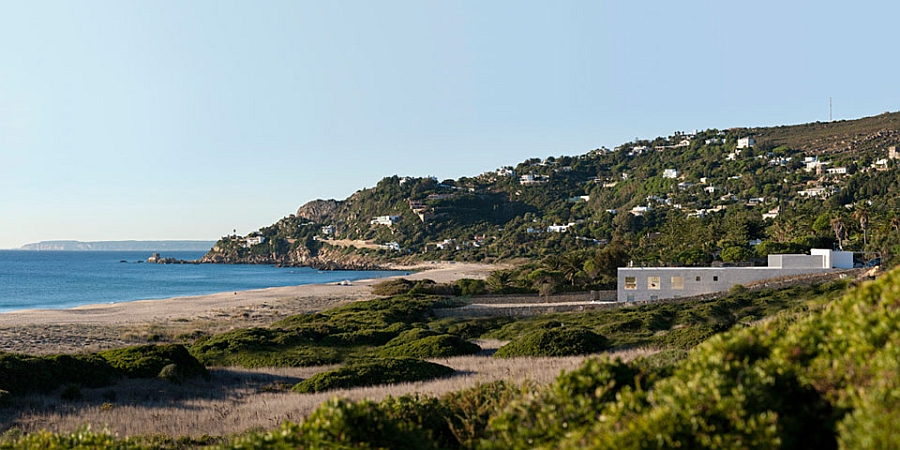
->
<box><xmin>0</xmin><ymin>344</ymin><xmax>655</xmax><ymax>439</ymax></box>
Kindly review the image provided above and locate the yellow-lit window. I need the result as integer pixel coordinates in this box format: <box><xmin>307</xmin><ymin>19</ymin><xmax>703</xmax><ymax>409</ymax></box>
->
<box><xmin>625</xmin><ymin>277</ymin><xmax>637</xmax><ymax>290</ymax></box>
<box><xmin>671</xmin><ymin>276</ymin><xmax>684</xmax><ymax>290</ymax></box>
<box><xmin>648</xmin><ymin>276</ymin><xmax>661</xmax><ymax>290</ymax></box>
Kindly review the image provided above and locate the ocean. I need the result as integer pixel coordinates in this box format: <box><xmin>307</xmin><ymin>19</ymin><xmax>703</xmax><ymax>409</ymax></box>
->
<box><xmin>0</xmin><ymin>251</ymin><xmax>401</xmax><ymax>313</ymax></box>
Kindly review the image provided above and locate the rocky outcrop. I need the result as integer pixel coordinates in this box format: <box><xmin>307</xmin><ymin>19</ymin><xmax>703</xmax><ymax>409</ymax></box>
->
<box><xmin>296</xmin><ymin>199</ymin><xmax>341</xmax><ymax>223</ymax></box>
<box><xmin>199</xmin><ymin>243</ymin><xmax>384</xmax><ymax>270</ymax></box>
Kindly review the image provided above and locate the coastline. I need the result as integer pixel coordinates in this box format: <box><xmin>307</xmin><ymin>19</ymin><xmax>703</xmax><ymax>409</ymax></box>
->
<box><xmin>0</xmin><ymin>262</ymin><xmax>497</xmax><ymax>354</ymax></box>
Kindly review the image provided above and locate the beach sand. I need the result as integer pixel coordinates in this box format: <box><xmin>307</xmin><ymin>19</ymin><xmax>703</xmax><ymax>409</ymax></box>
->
<box><xmin>0</xmin><ymin>262</ymin><xmax>497</xmax><ymax>355</ymax></box>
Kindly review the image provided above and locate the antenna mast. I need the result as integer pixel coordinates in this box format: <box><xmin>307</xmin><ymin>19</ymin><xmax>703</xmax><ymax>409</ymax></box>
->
<box><xmin>829</xmin><ymin>97</ymin><xmax>833</xmax><ymax>122</ymax></box>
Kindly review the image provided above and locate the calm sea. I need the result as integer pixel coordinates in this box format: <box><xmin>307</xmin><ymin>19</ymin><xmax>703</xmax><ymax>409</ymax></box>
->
<box><xmin>0</xmin><ymin>251</ymin><xmax>401</xmax><ymax>313</ymax></box>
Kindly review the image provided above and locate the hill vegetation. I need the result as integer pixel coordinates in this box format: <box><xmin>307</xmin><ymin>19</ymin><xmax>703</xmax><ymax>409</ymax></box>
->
<box><xmin>203</xmin><ymin>112</ymin><xmax>900</xmax><ymax>291</ymax></box>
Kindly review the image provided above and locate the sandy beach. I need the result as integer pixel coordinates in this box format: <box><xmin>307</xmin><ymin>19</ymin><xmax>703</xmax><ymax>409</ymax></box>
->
<box><xmin>0</xmin><ymin>262</ymin><xmax>498</xmax><ymax>355</ymax></box>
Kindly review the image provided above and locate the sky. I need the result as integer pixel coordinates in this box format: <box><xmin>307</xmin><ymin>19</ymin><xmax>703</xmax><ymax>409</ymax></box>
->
<box><xmin>2</xmin><ymin>1</ymin><xmax>899</xmax><ymax>249</ymax></box>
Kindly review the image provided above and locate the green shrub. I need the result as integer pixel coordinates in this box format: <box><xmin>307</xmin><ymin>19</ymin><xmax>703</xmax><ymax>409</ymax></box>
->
<box><xmin>430</xmin><ymin>317</ymin><xmax>514</xmax><ymax>340</ymax></box>
<box><xmin>484</xmin><ymin>357</ymin><xmax>641</xmax><ymax>449</ymax></box>
<box><xmin>0</xmin><ymin>353</ymin><xmax>118</xmax><ymax>394</ymax></box>
<box><xmin>371</xmin><ymin>278</ymin><xmax>417</xmax><ymax>296</ymax></box>
<box><xmin>379</xmin><ymin>334</ymin><xmax>481</xmax><ymax>359</ymax></box>
<box><xmin>98</xmin><ymin>344</ymin><xmax>208</xmax><ymax>380</ymax></box>
<box><xmin>651</xmin><ymin>324</ymin><xmax>720</xmax><ymax>349</ymax></box>
<box><xmin>494</xmin><ymin>327</ymin><xmax>609</xmax><ymax>358</ymax></box>
<box><xmin>293</xmin><ymin>358</ymin><xmax>455</xmax><ymax>393</ymax></box>
<box><xmin>454</xmin><ymin>278</ymin><xmax>487</xmax><ymax>296</ymax></box>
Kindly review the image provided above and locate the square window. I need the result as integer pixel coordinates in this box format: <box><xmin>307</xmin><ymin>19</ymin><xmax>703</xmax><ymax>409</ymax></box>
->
<box><xmin>671</xmin><ymin>276</ymin><xmax>684</xmax><ymax>290</ymax></box>
<box><xmin>650</xmin><ymin>295</ymin><xmax>658</xmax><ymax>301</ymax></box>
<box><xmin>626</xmin><ymin>294</ymin><xmax>635</xmax><ymax>302</ymax></box>
<box><xmin>713</xmin><ymin>276</ymin><xmax>719</xmax><ymax>282</ymax></box>
<box><xmin>648</xmin><ymin>276</ymin><xmax>661</xmax><ymax>290</ymax></box>
<box><xmin>625</xmin><ymin>276</ymin><xmax>637</xmax><ymax>290</ymax></box>
<box><xmin>696</xmin><ymin>276</ymin><xmax>701</xmax><ymax>282</ymax></box>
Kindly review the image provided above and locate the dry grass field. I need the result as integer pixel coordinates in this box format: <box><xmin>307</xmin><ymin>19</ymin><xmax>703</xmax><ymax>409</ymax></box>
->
<box><xmin>0</xmin><ymin>342</ymin><xmax>657</xmax><ymax>438</ymax></box>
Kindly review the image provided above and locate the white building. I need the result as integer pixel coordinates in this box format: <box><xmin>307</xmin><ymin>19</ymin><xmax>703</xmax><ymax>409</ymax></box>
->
<box><xmin>737</xmin><ymin>137</ymin><xmax>756</xmax><ymax>149</ymax></box>
<box><xmin>519</xmin><ymin>174</ymin><xmax>548</xmax><ymax>186</ymax></box>
<box><xmin>371</xmin><ymin>215</ymin><xmax>401</xmax><ymax>226</ymax></box>
<box><xmin>244</xmin><ymin>235</ymin><xmax>266</xmax><ymax>247</ymax></box>
<box><xmin>547</xmin><ymin>223</ymin><xmax>576</xmax><ymax>233</ymax></box>
<box><xmin>617</xmin><ymin>249</ymin><xmax>852</xmax><ymax>302</ymax></box>
<box><xmin>663</xmin><ymin>168</ymin><xmax>679</xmax><ymax>179</ymax></box>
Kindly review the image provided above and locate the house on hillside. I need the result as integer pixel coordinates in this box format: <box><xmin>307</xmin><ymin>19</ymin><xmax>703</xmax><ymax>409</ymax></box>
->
<box><xmin>371</xmin><ymin>215</ymin><xmax>401</xmax><ymax>226</ymax></box>
<box><xmin>617</xmin><ymin>249</ymin><xmax>852</xmax><ymax>302</ymax></box>
<box><xmin>663</xmin><ymin>168</ymin><xmax>679</xmax><ymax>179</ymax></box>
<box><xmin>737</xmin><ymin>137</ymin><xmax>755</xmax><ymax>149</ymax></box>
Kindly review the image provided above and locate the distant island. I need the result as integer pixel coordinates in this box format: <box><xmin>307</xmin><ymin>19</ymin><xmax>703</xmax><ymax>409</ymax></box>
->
<box><xmin>19</xmin><ymin>240</ymin><xmax>217</xmax><ymax>252</ymax></box>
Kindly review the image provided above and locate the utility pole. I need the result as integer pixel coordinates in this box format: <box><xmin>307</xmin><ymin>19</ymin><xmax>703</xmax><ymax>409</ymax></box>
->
<box><xmin>829</xmin><ymin>97</ymin><xmax>833</xmax><ymax>122</ymax></box>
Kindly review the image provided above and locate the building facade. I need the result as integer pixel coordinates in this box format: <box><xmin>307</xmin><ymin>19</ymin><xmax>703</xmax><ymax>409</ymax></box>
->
<box><xmin>617</xmin><ymin>249</ymin><xmax>852</xmax><ymax>302</ymax></box>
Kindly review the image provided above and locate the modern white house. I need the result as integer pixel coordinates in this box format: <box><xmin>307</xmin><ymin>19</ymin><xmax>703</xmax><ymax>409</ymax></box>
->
<box><xmin>737</xmin><ymin>137</ymin><xmax>756</xmax><ymax>149</ymax></box>
<box><xmin>371</xmin><ymin>215</ymin><xmax>401</xmax><ymax>226</ymax></box>
<box><xmin>617</xmin><ymin>249</ymin><xmax>853</xmax><ymax>302</ymax></box>
<box><xmin>663</xmin><ymin>168</ymin><xmax>679</xmax><ymax>179</ymax></box>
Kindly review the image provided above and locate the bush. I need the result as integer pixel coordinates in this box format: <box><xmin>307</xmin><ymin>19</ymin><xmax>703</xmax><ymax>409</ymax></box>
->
<box><xmin>379</xmin><ymin>334</ymin><xmax>481</xmax><ymax>359</ymax></box>
<box><xmin>371</xmin><ymin>278</ymin><xmax>417</xmax><ymax>296</ymax></box>
<box><xmin>0</xmin><ymin>353</ymin><xmax>118</xmax><ymax>394</ymax></box>
<box><xmin>494</xmin><ymin>327</ymin><xmax>609</xmax><ymax>358</ymax></box>
<box><xmin>293</xmin><ymin>358</ymin><xmax>455</xmax><ymax>393</ymax></box>
<box><xmin>485</xmin><ymin>357</ymin><xmax>640</xmax><ymax>448</ymax></box>
<box><xmin>98</xmin><ymin>344</ymin><xmax>208</xmax><ymax>380</ymax></box>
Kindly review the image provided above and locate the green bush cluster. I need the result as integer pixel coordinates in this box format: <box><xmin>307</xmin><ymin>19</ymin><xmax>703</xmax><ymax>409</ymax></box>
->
<box><xmin>0</xmin><ymin>353</ymin><xmax>118</xmax><ymax>394</ymax></box>
<box><xmin>292</xmin><ymin>357</ymin><xmax>455</xmax><ymax>393</ymax></box>
<box><xmin>494</xmin><ymin>326</ymin><xmax>609</xmax><ymax>358</ymax></box>
<box><xmin>190</xmin><ymin>295</ymin><xmax>467</xmax><ymax>368</ymax></box>
<box><xmin>98</xmin><ymin>344</ymin><xmax>208</xmax><ymax>380</ymax></box>
<box><xmin>371</xmin><ymin>278</ymin><xmax>487</xmax><ymax>297</ymax></box>
<box><xmin>0</xmin><ymin>345</ymin><xmax>205</xmax><ymax>396</ymax></box>
<box><xmin>379</xmin><ymin>333</ymin><xmax>481</xmax><ymax>359</ymax></box>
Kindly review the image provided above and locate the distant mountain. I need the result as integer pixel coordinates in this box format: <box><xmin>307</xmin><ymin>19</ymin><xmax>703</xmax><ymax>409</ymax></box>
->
<box><xmin>20</xmin><ymin>240</ymin><xmax>216</xmax><ymax>251</ymax></box>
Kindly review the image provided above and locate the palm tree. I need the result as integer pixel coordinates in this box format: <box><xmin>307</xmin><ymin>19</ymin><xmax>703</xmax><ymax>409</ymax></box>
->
<box><xmin>853</xmin><ymin>205</ymin><xmax>871</xmax><ymax>250</ymax></box>
<box><xmin>831</xmin><ymin>216</ymin><xmax>845</xmax><ymax>251</ymax></box>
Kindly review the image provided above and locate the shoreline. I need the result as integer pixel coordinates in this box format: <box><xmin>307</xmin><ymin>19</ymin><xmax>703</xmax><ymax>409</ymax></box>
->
<box><xmin>0</xmin><ymin>262</ymin><xmax>498</xmax><ymax>354</ymax></box>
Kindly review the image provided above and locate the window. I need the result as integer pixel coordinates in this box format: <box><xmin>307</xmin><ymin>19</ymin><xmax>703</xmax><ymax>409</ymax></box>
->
<box><xmin>626</xmin><ymin>294</ymin><xmax>635</xmax><ymax>302</ymax></box>
<box><xmin>650</xmin><ymin>295</ymin><xmax>658</xmax><ymax>301</ymax></box>
<box><xmin>671</xmin><ymin>276</ymin><xmax>684</xmax><ymax>290</ymax></box>
<box><xmin>713</xmin><ymin>276</ymin><xmax>719</xmax><ymax>282</ymax></box>
<box><xmin>696</xmin><ymin>276</ymin><xmax>701</xmax><ymax>282</ymax></box>
<box><xmin>625</xmin><ymin>277</ymin><xmax>637</xmax><ymax>290</ymax></box>
<box><xmin>648</xmin><ymin>276</ymin><xmax>661</xmax><ymax>290</ymax></box>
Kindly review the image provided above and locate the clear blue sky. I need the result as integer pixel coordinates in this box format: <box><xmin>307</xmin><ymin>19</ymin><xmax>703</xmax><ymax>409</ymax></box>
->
<box><xmin>2</xmin><ymin>1</ymin><xmax>898</xmax><ymax>249</ymax></box>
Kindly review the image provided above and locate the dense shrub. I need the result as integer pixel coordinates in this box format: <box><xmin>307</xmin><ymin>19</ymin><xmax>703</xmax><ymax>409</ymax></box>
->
<box><xmin>494</xmin><ymin>326</ymin><xmax>609</xmax><ymax>358</ymax></box>
<box><xmin>484</xmin><ymin>357</ymin><xmax>641</xmax><ymax>448</ymax></box>
<box><xmin>371</xmin><ymin>278</ymin><xmax>418</xmax><ymax>296</ymax></box>
<box><xmin>379</xmin><ymin>334</ymin><xmax>481</xmax><ymax>358</ymax></box>
<box><xmin>0</xmin><ymin>353</ymin><xmax>118</xmax><ymax>394</ymax></box>
<box><xmin>98</xmin><ymin>344</ymin><xmax>208</xmax><ymax>380</ymax></box>
<box><xmin>293</xmin><ymin>358</ymin><xmax>455</xmax><ymax>393</ymax></box>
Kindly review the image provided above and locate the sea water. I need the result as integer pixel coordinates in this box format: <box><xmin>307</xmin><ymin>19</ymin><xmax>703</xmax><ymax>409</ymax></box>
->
<box><xmin>0</xmin><ymin>251</ymin><xmax>400</xmax><ymax>313</ymax></box>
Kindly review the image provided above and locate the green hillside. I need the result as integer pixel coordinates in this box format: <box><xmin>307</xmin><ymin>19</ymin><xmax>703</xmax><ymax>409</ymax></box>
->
<box><xmin>203</xmin><ymin>111</ymin><xmax>900</xmax><ymax>275</ymax></box>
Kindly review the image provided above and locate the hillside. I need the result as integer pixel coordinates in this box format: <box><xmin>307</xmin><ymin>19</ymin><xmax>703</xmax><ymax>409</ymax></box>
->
<box><xmin>202</xmin><ymin>111</ymin><xmax>900</xmax><ymax>277</ymax></box>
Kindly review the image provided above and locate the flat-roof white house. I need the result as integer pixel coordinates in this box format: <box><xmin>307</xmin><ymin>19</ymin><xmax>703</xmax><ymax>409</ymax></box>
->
<box><xmin>737</xmin><ymin>137</ymin><xmax>756</xmax><ymax>149</ymax></box>
<box><xmin>617</xmin><ymin>249</ymin><xmax>852</xmax><ymax>302</ymax></box>
<box><xmin>371</xmin><ymin>215</ymin><xmax>401</xmax><ymax>226</ymax></box>
<box><xmin>663</xmin><ymin>168</ymin><xmax>679</xmax><ymax>179</ymax></box>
